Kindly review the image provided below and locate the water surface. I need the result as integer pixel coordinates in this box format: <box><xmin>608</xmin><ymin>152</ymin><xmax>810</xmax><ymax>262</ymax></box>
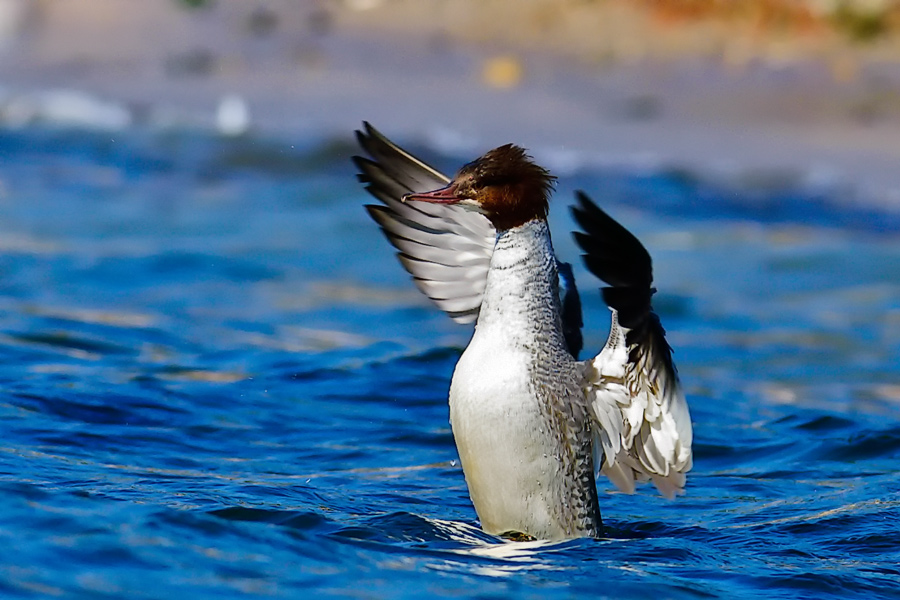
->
<box><xmin>0</xmin><ymin>128</ymin><xmax>898</xmax><ymax>599</ymax></box>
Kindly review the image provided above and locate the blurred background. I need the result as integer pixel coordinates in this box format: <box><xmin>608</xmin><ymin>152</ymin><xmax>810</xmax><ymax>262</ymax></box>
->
<box><xmin>0</xmin><ymin>2</ymin><xmax>899</xmax><ymax>599</ymax></box>
<box><xmin>1</xmin><ymin>0</ymin><xmax>900</xmax><ymax>194</ymax></box>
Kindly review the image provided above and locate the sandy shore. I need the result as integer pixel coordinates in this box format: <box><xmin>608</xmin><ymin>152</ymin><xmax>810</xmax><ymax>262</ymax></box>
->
<box><xmin>1</xmin><ymin>0</ymin><xmax>899</xmax><ymax>208</ymax></box>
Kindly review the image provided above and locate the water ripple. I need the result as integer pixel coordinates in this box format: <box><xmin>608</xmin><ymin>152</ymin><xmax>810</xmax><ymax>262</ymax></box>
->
<box><xmin>0</xmin><ymin>128</ymin><xmax>898</xmax><ymax>598</ymax></box>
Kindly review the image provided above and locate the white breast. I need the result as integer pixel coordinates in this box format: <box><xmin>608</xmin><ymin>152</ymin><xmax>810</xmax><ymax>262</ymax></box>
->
<box><xmin>450</xmin><ymin>329</ymin><xmax>560</xmax><ymax>536</ymax></box>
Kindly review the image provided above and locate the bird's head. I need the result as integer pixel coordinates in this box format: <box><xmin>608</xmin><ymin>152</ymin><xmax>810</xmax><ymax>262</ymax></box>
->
<box><xmin>404</xmin><ymin>144</ymin><xmax>556</xmax><ymax>231</ymax></box>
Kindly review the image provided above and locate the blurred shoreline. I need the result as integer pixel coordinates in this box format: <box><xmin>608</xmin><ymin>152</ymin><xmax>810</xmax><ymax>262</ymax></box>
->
<box><xmin>1</xmin><ymin>0</ymin><xmax>899</xmax><ymax>209</ymax></box>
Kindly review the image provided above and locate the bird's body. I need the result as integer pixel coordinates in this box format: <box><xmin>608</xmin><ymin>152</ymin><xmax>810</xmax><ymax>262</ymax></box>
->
<box><xmin>451</xmin><ymin>219</ymin><xmax>599</xmax><ymax>539</ymax></box>
<box><xmin>354</xmin><ymin>123</ymin><xmax>692</xmax><ymax>541</ymax></box>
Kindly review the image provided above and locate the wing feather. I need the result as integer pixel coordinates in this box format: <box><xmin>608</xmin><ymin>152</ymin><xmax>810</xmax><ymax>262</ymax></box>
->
<box><xmin>356</xmin><ymin>122</ymin><xmax>586</xmax><ymax>356</ymax></box>
<box><xmin>355</xmin><ymin>122</ymin><xmax>496</xmax><ymax>324</ymax></box>
<box><xmin>572</xmin><ymin>192</ymin><xmax>693</xmax><ymax>498</ymax></box>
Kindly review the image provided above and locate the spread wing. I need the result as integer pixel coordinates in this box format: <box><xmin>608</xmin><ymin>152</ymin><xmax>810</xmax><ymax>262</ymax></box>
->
<box><xmin>355</xmin><ymin>123</ymin><xmax>586</xmax><ymax>357</ymax></box>
<box><xmin>571</xmin><ymin>192</ymin><xmax>693</xmax><ymax>498</ymax></box>
<box><xmin>354</xmin><ymin>122</ymin><xmax>495</xmax><ymax>324</ymax></box>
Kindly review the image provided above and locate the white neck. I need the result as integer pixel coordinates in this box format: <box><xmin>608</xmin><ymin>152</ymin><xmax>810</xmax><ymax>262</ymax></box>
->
<box><xmin>476</xmin><ymin>219</ymin><xmax>567</xmax><ymax>354</ymax></box>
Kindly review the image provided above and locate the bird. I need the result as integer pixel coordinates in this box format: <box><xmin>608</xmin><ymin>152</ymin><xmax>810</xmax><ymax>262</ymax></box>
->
<box><xmin>353</xmin><ymin>122</ymin><xmax>692</xmax><ymax>541</ymax></box>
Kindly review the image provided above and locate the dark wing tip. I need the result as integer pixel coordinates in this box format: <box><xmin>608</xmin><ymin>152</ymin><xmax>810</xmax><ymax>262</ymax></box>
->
<box><xmin>571</xmin><ymin>191</ymin><xmax>677</xmax><ymax>380</ymax></box>
<box><xmin>355</xmin><ymin>122</ymin><xmax>388</xmax><ymax>162</ymax></box>
<box><xmin>571</xmin><ymin>191</ymin><xmax>653</xmax><ymax>302</ymax></box>
<box><xmin>571</xmin><ymin>191</ymin><xmax>653</xmax><ymax>290</ymax></box>
<box><xmin>363</xmin><ymin>203</ymin><xmax>385</xmax><ymax>221</ymax></box>
<box><xmin>354</xmin><ymin>122</ymin><xmax>377</xmax><ymax>151</ymax></box>
<box><xmin>355</xmin><ymin>123</ymin><xmax>378</xmax><ymax>160</ymax></box>
<box><xmin>352</xmin><ymin>155</ymin><xmax>375</xmax><ymax>180</ymax></box>
<box><xmin>357</xmin><ymin>122</ymin><xmax>401</xmax><ymax>161</ymax></box>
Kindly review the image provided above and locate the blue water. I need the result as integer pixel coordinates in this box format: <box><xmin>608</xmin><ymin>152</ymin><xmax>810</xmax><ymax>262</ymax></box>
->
<box><xmin>1</xmin><ymin>127</ymin><xmax>899</xmax><ymax>599</ymax></box>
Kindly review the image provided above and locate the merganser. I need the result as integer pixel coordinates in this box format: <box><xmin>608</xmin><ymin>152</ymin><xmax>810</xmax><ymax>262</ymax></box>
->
<box><xmin>354</xmin><ymin>123</ymin><xmax>692</xmax><ymax>541</ymax></box>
